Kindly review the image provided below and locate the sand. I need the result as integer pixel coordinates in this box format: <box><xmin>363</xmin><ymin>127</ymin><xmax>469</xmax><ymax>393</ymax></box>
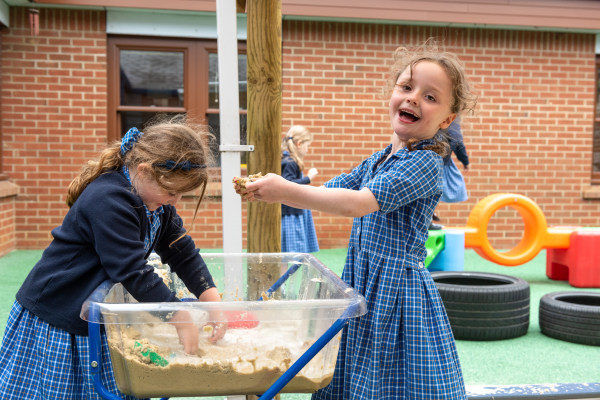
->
<box><xmin>109</xmin><ymin>255</ymin><xmax>336</xmax><ymax>396</ymax></box>
<box><xmin>107</xmin><ymin>319</ymin><xmax>336</xmax><ymax>397</ymax></box>
<box><xmin>232</xmin><ymin>172</ymin><xmax>264</xmax><ymax>189</ymax></box>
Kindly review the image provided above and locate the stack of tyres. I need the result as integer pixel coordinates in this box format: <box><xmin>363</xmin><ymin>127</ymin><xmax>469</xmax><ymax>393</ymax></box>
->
<box><xmin>431</xmin><ymin>271</ymin><xmax>530</xmax><ymax>340</ymax></box>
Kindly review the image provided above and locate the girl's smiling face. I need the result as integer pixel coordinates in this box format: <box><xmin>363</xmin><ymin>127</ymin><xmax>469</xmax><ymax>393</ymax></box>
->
<box><xmin>389</xmin><ymin>61</ymin><xmax>456</xmax><ymax>142</ymax></box>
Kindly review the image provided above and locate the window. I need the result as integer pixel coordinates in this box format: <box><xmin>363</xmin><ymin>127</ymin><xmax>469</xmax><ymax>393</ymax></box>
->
<box><xmin>206</xmin><ymin>52</ymin><xmax>248</xmax><ymax>165</ymax></box>
<box><xmin>108</xmin><ymin>36</ymin><xmax>247</xmax><ymax>165</ymax></box>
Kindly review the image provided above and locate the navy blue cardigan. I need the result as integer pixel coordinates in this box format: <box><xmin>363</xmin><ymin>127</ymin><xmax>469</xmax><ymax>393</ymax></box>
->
<box><xmin>281</xmin><ymin>152</ymin><xmax>310</xmax><ymax>216</ymax></box>
<box><xmin>16</xmin><ymin>170</ymin><xmax>215</xmax><ymax>336</ymax></box>
<box><xmin>444</xmin><ymin>120</ymin><xmax>469</xmax><ymax>168</ymax></box>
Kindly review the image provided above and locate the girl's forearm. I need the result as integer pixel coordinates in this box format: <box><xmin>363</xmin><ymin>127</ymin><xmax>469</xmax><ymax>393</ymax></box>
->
<box><xmin>199</xmin><ymin>287</ymin><xmax>221</xmax><ymax>302</ymax></box>
<box><xmin>282</xmin><ymin>184</ymin><xmax>378</xmax><ymax>217</ymax></box>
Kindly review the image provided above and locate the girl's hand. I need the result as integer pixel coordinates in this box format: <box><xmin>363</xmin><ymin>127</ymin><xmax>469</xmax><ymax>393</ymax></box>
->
<box><xmin>307</xmin><ymin>168</ymin><xmax>318</xmax><ymax>181</ymax></box>
<box><xmin>233</xmin><ymin>183</ymin><xmax>254</xmax><ymax>201</ymax></box>
<box><xmin>170</xmin><ymin>310</ymin><xmax>199</xmax><ymax>354</ymax></box>
<box><xmin>233</xmin><ymin>173</ymin><xmax>264</xmax><ymax>200</ymax></box>
<box><xmin>198</xmin><ymin>287</ymin><xmax>227</xmax><ymax>343</ymax></box>
<box><xmin>243</xmin><ymin>173</ymin><xmax>291</xmax><ymax>203</ymax></box>
<box><xmin>204</xmin><ymin>313</ymin><xmax>227</xmax><ymax>343</ymax></box>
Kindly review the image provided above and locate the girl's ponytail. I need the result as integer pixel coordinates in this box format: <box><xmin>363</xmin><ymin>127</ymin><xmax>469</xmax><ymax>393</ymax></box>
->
<box><xmin>66</xmin><ymin>144</ymin><xmax>123</xmax><ymax>207</ymax></box>
<box><xmin>281</xmin><ymin>125</ymin><xmax>312</xmax><ymax>170</ymax></box>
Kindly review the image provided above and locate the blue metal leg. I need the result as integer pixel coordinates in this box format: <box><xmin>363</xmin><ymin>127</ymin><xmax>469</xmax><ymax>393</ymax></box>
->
<box><xmin>257</xmin><ymin>304</ymin><xmax>359</xmax><ymax>400</ymax></box>
<box><xmin>262</xmin><ymin>262</ymin><xmax>302</xmax><ymax>299</ymax></box>
<box><xmin>88</xmin><ymin>304</ymin><xmax>170</xmax><ymax>400</ymax></box>
<box><xmin>88</xmin><ymin>304</ymin><xmax>123</xmax><ymax>400</ymax></box>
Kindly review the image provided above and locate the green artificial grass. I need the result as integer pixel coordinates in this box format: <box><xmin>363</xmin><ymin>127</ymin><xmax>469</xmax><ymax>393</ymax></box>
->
<box><xmin>0</xmin><ymin>250</ymin><xmax>43</xmax><ymax>332</ymax></box>
<box><xmin>458</xmin><ymin>251</ymin><xmax>600</xmax><ymax>386</ymax></box>
<box><xmin>1</xmin><ymin>247</ymin><xmax>599</xmax><ymax>399</ymax></box>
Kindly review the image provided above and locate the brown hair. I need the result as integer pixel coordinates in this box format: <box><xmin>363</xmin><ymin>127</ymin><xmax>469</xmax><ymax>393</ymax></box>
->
<box><xmin>281</xmin><ymin>125</ymin><xmax>312</xmax><ymax>170</ymax></box>
<box><xmin>67</xmin><ymin>115</ymin><xmax>214</xmax><ymax>243</ymax></box>
<box><xmin>386</xmin><ymin>41</ymin><xmax>477</xmax><ymax>156</ymax></box>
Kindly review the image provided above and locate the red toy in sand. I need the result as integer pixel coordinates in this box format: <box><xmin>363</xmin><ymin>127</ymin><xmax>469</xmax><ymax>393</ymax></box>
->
<box><xmin>224</xmin><ymin>310</ymin><xmax>259</xmax><ymax>329</ymax></box>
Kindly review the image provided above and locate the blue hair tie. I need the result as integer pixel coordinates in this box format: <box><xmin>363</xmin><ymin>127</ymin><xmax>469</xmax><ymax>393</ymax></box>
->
<box><xmin>154</xmin><ymin>160</ymin><xmax>207</xmax><ymax>171</ymax></box>
<box><xmin>120</xmin><ymin>127</ymin><xmax>143</xmax><ymax>155</ymax></box>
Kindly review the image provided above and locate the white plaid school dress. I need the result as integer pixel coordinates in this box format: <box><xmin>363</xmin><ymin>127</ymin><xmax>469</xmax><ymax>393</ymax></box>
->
<box><xmin>312</xmin><ymin>140</ymin><xmax>466</xmax><ymax>400</ymax></box>
<box><xmin>0</xmin><ymin>301</ymin><xmax>144</xmax><ymax>400</ymax></box>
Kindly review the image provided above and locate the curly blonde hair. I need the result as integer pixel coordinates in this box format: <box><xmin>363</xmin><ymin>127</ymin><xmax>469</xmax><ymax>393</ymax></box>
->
<box><xmin>385</xmin><ymin>41</ymin><xmax>477</xmax><ymax>155</ymax></box>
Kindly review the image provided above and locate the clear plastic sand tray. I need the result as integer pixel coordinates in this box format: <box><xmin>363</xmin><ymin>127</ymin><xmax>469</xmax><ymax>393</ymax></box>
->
<box><xmin>81</xmin><ymin>253</ymin><xmax>366</xmax><ymax>398</ymax></box>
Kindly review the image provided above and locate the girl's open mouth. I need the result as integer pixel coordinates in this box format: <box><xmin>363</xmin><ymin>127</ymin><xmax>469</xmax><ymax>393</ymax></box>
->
<box><xmin>398</xmin><ymin>109</ymin><xmax>420</xmax><ymax>123</ymax></box>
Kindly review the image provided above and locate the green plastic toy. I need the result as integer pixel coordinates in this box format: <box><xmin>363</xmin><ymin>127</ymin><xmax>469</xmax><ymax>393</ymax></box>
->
<box><xmin>134</xmin><ymin>341</ymin><xmax>169</xmax><ymax>367</ymax></box>
<box><xmin>425</xmin><ymin>230</ymin><xmax>445</xmax><ymax>267</ymax></box>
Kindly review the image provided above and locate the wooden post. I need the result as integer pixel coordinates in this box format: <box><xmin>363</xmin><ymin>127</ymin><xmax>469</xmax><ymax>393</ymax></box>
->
<box><xmin>246</xmin><ymin>0</ymin><xmax>282</xmax><ymax>255</ymax></box>
<box><xmin>247</xmin><ymin>0</ymin><xmax>282</xmax><ymax>254</ymax></box>
<box><xmin>245</xmin><ymin>1</ymin><xmax>282</xmax><ymax>398</ymax></box>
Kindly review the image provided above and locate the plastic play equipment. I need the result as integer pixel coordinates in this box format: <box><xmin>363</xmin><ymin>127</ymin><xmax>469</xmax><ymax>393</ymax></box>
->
<box><xmin>424</xmin><ymin>230</ymin><xmax>445</xmax><ymax>267</ymax></box>
<box><xmin>84</xmin><ymin>253</ymin><xmax>367</xmax><ymax>400</ymax></box>
<box><xmin>428</xmin><ymin>229</ymin><xmax>465</xmax><ymax>272</ymax></box>
<box><xmin>461</xmin><ymin>193</ymin><xmax>573</xmax><ymax>266</ymax></box>
<box><xmin>546</xmin><ymin>227</ymin><xmax>600</xmax><ymax>287</ymax></box>
<box><xmin>427</xmin><ymin>194</ymin><xmax>600</xmax><ymax>287</ymax></box>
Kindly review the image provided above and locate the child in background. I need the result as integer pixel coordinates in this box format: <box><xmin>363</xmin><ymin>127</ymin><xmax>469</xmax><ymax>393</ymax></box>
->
<box><xmin>281</xmin><ymin>126</ymin><xmax>320</xmax><ymax>253</ymax></box>
<box><xmin>0</xmin><ymin>117</ymin><xmax>224</xmax><ymax>400</ymax></box>
<box><xmin>442</xmin><ymin>117</ymin><xmax>469</xmax><ymax>202</ymax></box>
<box><xmin>235</xmin><ymin>44</ymin><xmax>476</xmax><ymax>399</ymax></box>
<box><xmin>430</xmin><ymin>117</ymin><xmax>470</xmax><ymax>229</ymax></box>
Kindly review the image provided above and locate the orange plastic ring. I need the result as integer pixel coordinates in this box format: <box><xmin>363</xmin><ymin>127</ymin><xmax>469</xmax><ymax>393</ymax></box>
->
<box><xmin>463</xmin><ymin>193</ymin><xmax>572</xmax><ymax>266</ymax></box>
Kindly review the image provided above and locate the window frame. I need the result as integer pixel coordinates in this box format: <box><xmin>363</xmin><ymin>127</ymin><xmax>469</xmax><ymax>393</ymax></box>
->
<box><xmin>205</xmin><ymin>51</ymin><xmax>248</xmax><ymax>141</ymax></box>
<box><xmin>108</xmin><ymin>36</ymin><xmax>246</xmax><ymax>146</ymax></box>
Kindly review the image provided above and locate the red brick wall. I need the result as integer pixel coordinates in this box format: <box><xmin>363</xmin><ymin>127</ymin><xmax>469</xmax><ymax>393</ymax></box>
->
<box><xmin>0</xmin><ymin>8</ymin><xmax>228</xmax><ymax>250</ymax></box>
<box><xmin>2</xmin><ymin>8</ymin><xmax>108</xmax><ymax>249</ymax></box>
<box><xmin>178</xmin><ymin>195</ymin><xmax>225</xmax><ymax>249</ymax></box>
<box><xmin>282</xmin><ymin>21</ymin><xmax>600</xmax><ymax>249</ymax></box>
<box><xmin>2</xmin><ymin>9</ymin><xmax>600</xmax><ymax>253</ymax></box>
<box><xmin>0</xmin><ymin>193</ymin><xmax>16</xmax><ymax>255</ymax></box>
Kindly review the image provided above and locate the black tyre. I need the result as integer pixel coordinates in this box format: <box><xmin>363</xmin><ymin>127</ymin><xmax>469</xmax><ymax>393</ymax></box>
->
<box><xmin>539</xmin><ymin>291</ymin><xmax>600</xmax><ymax>346</ymax></box>
<box><xmin>431</xmin><ymin>271</ymin><xmax>530</xmax><ymax>341</ymax></box>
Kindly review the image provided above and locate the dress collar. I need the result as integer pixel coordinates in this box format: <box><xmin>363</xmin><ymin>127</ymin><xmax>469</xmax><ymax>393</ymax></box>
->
<box><xmin>379</xmin><ymin>137</ymin><xmax>440</xmax><ymax>163</ymax></box>
<box><xmin>411</xmin><ymin>137</ymin><xmax>438</xmax><ymax>150</ymax></box>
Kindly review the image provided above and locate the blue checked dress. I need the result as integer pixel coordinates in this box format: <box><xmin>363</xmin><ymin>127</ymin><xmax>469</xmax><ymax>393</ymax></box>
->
<box><xmin>312</xmin><ymin>140</ymin><xmax>466</xmax><ymax>400</ymax></box>
<box><xmin>281</xmin><ymin>209</ymin><xmax>320</xmax><ymax>253</ymax></box>
<box><xmin>0</xmin><ymin>302</ymin><xmax>144</xmax><ymax>400</ymax></box>
<box><xmin>281</xmin><ymin>152</ymin><xmax>319</xmax><ymax>253</ymax></box>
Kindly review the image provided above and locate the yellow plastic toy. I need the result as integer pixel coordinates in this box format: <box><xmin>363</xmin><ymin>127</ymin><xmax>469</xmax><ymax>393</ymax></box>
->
<box><xmin>461</xmin><ymin>193</ymin><xmax>573</xmax><ymax>266</ymax></box>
